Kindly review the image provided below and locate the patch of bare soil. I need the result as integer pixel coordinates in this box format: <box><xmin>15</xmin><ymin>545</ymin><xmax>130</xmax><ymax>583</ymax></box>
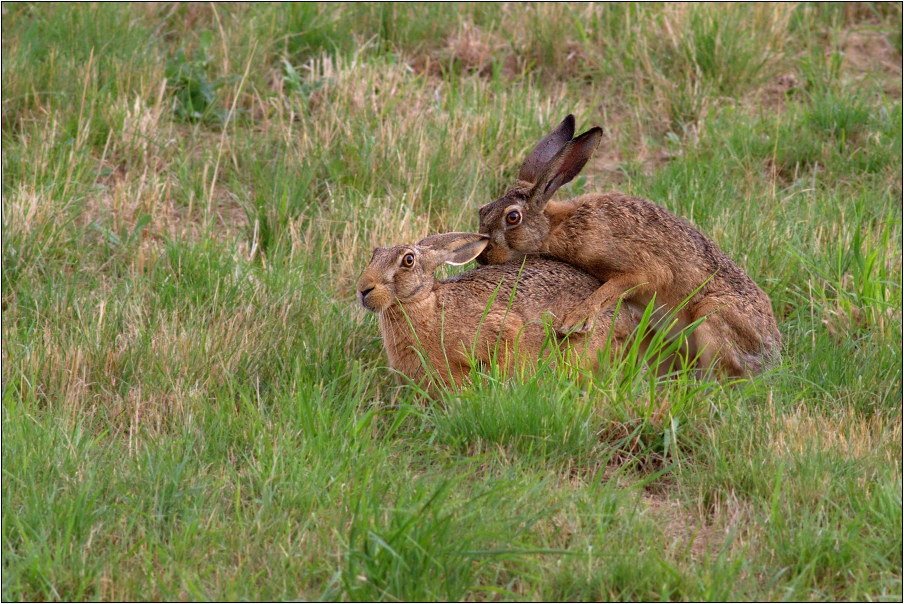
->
<box><xmin>758</xmin><ymin>72</ymin><xmax>803</xmax><ymax>112</ymax></box>
<box><xmin>641</xmin><ymin>490</ymin><xmax>744</xmax><ymax>560</ymax></box>
<box><xmin>843</xmin><ymin>30</ymin><xmax>902</xmax><ymax>88</ymax></box>
<box><xmin>408</xmin><ymin>23</ymin><xmax>523</xmax><ymax>79</ymax></box>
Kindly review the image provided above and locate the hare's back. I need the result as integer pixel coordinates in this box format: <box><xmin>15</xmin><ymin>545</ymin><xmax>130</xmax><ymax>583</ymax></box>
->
<box><xmin>442</xmin><ymin>257</ymin><xmax>601</xmax><ymax>309</ymax></box>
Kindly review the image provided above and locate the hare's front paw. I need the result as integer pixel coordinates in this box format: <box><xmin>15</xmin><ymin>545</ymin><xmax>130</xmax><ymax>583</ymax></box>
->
<box><xmin>556</xmin><ymin>304</ymin><xmax>596</xmax><ymax>335</ymax></box>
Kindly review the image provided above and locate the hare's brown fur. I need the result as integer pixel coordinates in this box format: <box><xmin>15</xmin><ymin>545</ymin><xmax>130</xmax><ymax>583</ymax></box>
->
<box><xmin>356</xmin><ymin>233</ymin><xmax>639</xmax><ymax>390</ymax></box>
<box><xmin>477</xmin><ymin>115</ymin><xmax>780</xmax><ymax>378</ymax></box>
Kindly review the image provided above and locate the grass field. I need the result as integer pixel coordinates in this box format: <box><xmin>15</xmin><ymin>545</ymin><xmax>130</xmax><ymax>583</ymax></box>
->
<box><xmin>2</xmin><ymin>2</ymin><xmax>902</xmax><ymax>600</ymax></box>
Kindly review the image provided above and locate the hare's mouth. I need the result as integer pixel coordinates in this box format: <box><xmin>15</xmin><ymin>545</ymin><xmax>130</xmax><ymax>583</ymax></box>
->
<box><xmin>359</xmin><ymin>286</ymin><xmax>391</xmax><ymax>312</ymax></box>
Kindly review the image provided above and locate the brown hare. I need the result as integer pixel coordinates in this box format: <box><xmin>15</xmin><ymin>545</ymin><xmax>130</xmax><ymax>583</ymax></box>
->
<box><xmin>476</xmin><ymin>115</ymin><xmax>780</xmax><ymax>378</ymax></box>
<box><xmin>356</xmin><ymin>232</ymin><xmax>640</xmax><ymax>389</ymax></box>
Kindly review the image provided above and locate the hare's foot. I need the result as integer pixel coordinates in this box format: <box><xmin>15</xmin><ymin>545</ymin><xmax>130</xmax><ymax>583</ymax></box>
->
<box><xmin>556</xmin><ymin>277</ymin><xmax>647</xmax><ymax>336</ymax></box>
<box><xmin>556</xmin><ymin>301</ymin><xmax>599</xmax><ymax>335</ymax></box>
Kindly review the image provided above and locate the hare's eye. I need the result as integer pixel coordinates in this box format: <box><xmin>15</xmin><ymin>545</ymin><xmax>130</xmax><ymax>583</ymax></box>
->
<box><xmin>505</xmin><ymin>210</ymin><xmax>522</xmax><ymax>226</ymax></box>
<box><xmin>401</xmin><ymin>253</ymin><xmax>415</xmax><ymax>268</ymax></box>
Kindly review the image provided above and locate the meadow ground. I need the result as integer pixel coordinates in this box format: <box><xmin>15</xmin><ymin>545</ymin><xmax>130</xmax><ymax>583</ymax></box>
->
<box><xmin>2</xmin><ymin>3</ymin><xmax>902</xmax><ymax>600</ymax></box>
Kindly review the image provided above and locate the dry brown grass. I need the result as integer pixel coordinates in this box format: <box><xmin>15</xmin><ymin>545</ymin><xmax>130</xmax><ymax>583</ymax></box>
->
<box><xmin>768</xmin><ymin>404</ymin><xmax>902</xmax><ymax>463</ymax></box>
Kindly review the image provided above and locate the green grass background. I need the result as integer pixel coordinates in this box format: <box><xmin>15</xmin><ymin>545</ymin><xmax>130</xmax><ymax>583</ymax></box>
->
<box><xmin>2</xmin><ymin>2</ymin><xmax>901</xmax><ymax>600</ymax></box>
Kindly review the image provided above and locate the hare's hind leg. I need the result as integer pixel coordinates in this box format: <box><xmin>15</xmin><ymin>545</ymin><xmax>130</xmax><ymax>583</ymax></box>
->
<box><xmin>690</xmin><ymin>310</ymin><xmax>747</xmax><ymax>378</ymax></box>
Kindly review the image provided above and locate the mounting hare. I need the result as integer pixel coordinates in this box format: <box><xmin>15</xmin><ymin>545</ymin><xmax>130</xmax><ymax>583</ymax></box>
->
<box><xmin>477</xmin><ymin>115</ymin><xmax>780</xmax><ymax>378</ymax></box>
<box><xmin>356</xmin><ymin>232</ymin><xmax>639</xmax><ymax>390</ymax></box>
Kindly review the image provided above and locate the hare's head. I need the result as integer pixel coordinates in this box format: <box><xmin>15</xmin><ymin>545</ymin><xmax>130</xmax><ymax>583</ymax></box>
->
<box><xmin>477</xmin><ymin>115</ymin><xmax>601</xmax><ymax>264</ymax></box>
<box><xmin>357</xmin><ymin>233</ymin><xmax>489</xmax><ymax>312</ymax></box>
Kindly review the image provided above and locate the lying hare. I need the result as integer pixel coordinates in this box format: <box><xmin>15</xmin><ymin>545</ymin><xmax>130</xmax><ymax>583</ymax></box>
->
<box><xmin>477</xmin><ymin>115</ymin><xmax>780</xmax><ymax>377</ymax></box>
<box><xmin>356</xmin><ymin>232</ymin><xmax>640</xmax><ymax>389</ymax></box>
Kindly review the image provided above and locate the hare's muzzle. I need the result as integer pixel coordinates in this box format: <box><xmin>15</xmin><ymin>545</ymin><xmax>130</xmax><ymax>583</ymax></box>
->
<box><xmin>356</xmin><ymin>273</ymin><xmax>381</xmax><ymax>311</ymax></box>
<box><xmin>478</xmin><ymin>244</ymin><xmax>525</xmax><ymax>266</ymax></box>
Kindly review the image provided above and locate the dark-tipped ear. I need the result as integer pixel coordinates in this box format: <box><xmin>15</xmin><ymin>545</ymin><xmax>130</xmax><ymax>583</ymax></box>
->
<box><xmin>417</xmin><ymin>232</ymin><xmax>489</xmax><ymax>271</ymax></box>
<box><xmin>528</xmin><ymin>126</ymin><xmax>602</xmax><ymax>210</ymax></box>
<box><xmin>519</xmin><ymin>114</ymin><xmax>576</xmax><ymax>183</ymax></box>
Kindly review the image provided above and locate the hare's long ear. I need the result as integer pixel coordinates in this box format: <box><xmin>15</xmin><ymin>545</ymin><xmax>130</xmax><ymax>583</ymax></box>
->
<box><xmin>528</xmin><ymin>126</ymin><xmax>602</xmax><ymax>210</ymax></box>
<box><xmin>519</xmin><ymin>114</ymin><xmax>576</xmax><ymax>183</ymax></box>
<box><xmin>417</xmin><ymin>233</ymin><xmax>489</xmax><ymax>272</ymax></box>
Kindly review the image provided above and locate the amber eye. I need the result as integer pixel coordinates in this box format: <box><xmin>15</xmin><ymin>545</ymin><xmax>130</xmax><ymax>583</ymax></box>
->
<box><xmin>401</xmin><ymin>253</ymin><xmax>415</xmax><ymax>268</ymax></box>
<box><xmin>505</xmin><ymin>209</ymin><xmax>522</xmax><ymax>226</ymax></box>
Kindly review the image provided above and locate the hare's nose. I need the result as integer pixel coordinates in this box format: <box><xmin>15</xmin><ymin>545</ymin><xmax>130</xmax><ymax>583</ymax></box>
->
<box><xmin>357</xmin><ymin>272</ymin><xmax>376</xmax><ymax>298</ymax></box>
<box><xmin>358</xmin><ymin>285</ymin><xmax>375</xmax><ymax>301</ymax></box>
